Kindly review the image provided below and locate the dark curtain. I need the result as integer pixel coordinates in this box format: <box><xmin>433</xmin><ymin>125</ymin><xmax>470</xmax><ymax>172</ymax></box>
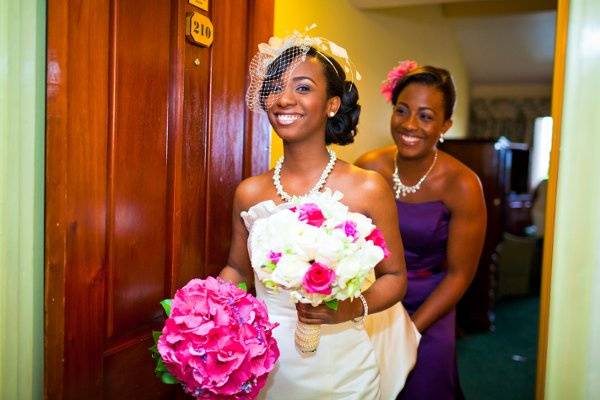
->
<box><xmin>469</xmin><ymin>97</ymin><xmax>550</xmax><ymax>144</ymax></box>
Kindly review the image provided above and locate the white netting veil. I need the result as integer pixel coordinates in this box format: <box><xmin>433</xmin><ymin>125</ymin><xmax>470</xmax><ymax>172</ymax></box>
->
<box><xmin>245</xmin><ymin>27</ymin><xmax>361</xmax><ymax>113</ymax></box>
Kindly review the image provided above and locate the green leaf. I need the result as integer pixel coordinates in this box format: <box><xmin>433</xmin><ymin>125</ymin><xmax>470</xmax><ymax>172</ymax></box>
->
<box><xmin>264</xmin><ymin>280</ymin><xmax>277</xmax><ymax>290</ymax></box>
<box><xmin>160</xmin><ymin>299</ymin><xmax>172</xmax><ymax>316</ymax></box>
<box><xmin>161</xmin><ymin>372</ymin><xmax>178</xmax><ymax>385</ymax></box>
<box><xmin>324</xmin><ymin>299</ymin><xmax>339</xmax><ymax>311</ymax></box>
<box><xmin>237</xmin><ymin>282</ymin><xmax>248</xmax><ymax>291</ymax></box>
<box><xmin>155</xmin><ymin>359</ymin><xmax>167</xmax><ymax>372</ymax></box>
<box><xmin>152</xmin><ymin>330</ymin><xmax>161</xmax><ymax>343</ymax></box>
<box><xmin>262</xmin><ymin>261</ymin><xmax>277</xmax><ymax>271</ymax></box>
<box><xmin>148</xmin><ymin>344</ymin><xmax>158</xmax><ymax>354</ymax></box>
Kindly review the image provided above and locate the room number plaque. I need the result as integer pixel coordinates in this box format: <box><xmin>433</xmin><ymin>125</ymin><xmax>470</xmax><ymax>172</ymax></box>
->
<box><xmin>185</xmin><ymin>12</ymin><xmax>214</xmax><ymax>47</ymax></box>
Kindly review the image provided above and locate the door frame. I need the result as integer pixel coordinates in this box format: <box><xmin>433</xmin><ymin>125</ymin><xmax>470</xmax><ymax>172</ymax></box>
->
<box><xmin>535</xmin><ymin>0</ymin><xmax>569</xmax><ymax>398</ymax></box>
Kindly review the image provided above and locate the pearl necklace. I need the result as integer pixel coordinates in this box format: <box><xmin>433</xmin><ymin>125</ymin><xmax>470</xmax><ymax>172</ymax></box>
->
<box><xmin>392</xmin><ymin>150</ymin><xmax>438</xmax><ymax>198</ymax></box>
<box><xmin>273</xmin><ymin>149</ymin><xmax>337</xmax><ymax>202</ymax></box>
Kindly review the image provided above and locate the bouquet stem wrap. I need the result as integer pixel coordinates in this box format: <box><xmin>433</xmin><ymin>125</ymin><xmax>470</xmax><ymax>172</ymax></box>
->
<box><xmin>295</xmin><ymin>321</ymin><xmax>321</xmax><ymax>353</ymax></box>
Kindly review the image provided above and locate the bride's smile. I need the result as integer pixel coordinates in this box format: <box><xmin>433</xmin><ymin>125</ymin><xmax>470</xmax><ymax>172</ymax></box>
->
<box><xmin>267</xmin><ymin>60</ymin><xmax>335</xmax><ymax>143</ymax></box>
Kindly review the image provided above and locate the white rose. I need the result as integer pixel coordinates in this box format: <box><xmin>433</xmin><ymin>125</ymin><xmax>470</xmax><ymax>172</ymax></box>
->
<box><xmin>271</xmin><ymin>255</ymin><xmax>310</xmax><ymax>288</ymax></box>
<box><xmin>314</xmin><ymin>231</ymin><xmax>345</xmax><ymax>266</ymax></box>
<box><xmin>290</xmin><ymin>224</ymin><xmax>321</xmax><ymax>261</ymax></box>
<box><xmin>335</xmin><ymin>256</ymin><xmax>363</xmax><ymax>287</ymax></box>
<box><xmin>335</xmin><ymin>244</ymin><xmax>385</xmax><ymax>286</ymax></box>
<box><xmin>265</xmin><ymin>210</ymin><xmax>300</xmax><ymax>242</ymax></box>
<box><xmin>346</xmin><ymin>212</ymin><xmax>376</xmax><ymax>238</ymax></box>
<box><xmin>355</xmin><ymin>244</ymin><xmax>385</xmax><ymax>274</ymax></box>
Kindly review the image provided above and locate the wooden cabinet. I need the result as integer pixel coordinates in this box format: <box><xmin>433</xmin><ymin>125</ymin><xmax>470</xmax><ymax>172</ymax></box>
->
<box><xmin>439</xmin><ymin>137</ymin><xmax>529</xmax><ymax>332</ymax></box>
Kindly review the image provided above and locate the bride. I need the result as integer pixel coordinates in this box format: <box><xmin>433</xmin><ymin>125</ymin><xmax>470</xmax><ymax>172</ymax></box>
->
<box><xmin>219</xmin><ymin>32</ymin><xmax>420</xmax><ymax>399</ymax></box>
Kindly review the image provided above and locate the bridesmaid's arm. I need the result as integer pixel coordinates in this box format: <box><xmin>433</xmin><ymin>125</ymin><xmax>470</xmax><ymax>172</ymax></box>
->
<box><xmin>410</xmin><ymin>170</ymin><xmax>486</xmax><ymax>332</ymax></box>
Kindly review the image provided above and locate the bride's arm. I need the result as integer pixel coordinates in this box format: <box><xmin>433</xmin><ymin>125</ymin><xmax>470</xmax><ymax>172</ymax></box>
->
<box><xmin>219</xmin><ymin>180</ymin><xmax>256</xmax><ymax>288</ymax></box>
<box><xmin>297</xmin><ymin>171</ymin><xmax>407</xmax><ymax>324</ymax></box>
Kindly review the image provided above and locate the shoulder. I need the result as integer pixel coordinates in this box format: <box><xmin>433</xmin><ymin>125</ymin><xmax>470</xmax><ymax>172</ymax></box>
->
<box><xmin>333</xmin><ymin>161</ymin><xmax>395</xmax><ymax>211</ymax></box>
<box><xmin>442</xmin><ymin>152</ymin><xmax>481</xmax><ymax>192</ymax></box>
<box><xmin>438</xmin><ymin>152</ymin><xmax>484</xmax><ymax>208</ymax></box>
<box><xmin>234</xmin><ymin>172</ymin><xmax>273</xmax><ymax>211</ymax></box>
<box><xmin>354</xmin><ymin>145</ymin><xmax>396</xmax><ymax>173</ymax></box>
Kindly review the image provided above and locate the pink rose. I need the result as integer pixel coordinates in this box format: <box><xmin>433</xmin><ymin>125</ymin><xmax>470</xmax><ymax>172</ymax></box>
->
<box><xmin>366</xmin><ymin>228</ymin><xmax>391</xmax><ymax>258</ymax></box>
<box><xmin>302</xmin><ymin>262</ymin><xmax>336</xmax><ymax>295</ymax></box>
<box><xmin>336</xmin><ymin>220</ymin><xmax>358</xmax><ymax>241</ymax></box>
<box><xmin>296</xmin><ymin>203</ymin><xmax>325</xmax><ymax>227</ymax></box>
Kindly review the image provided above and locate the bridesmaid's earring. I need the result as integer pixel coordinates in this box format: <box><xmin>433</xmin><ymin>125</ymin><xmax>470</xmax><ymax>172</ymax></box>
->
<box><xmin>439</xmin><ymin>135</ymin><xmax>445</xmax><ymax>143</ymax></box>
<box><xmin>329</xmin><ymin>111</ymin><xmax>335</xmax><ymax>117</ymax></box>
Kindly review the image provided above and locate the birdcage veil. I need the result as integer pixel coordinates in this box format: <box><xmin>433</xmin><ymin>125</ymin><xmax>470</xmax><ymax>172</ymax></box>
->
<box><xmin>245</xmin><ymin>25</ymin><xmax>361</xmax><ymax>113</ymax></box>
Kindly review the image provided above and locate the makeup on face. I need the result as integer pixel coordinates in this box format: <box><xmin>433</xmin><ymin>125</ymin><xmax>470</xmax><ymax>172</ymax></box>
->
<box><xmin>267</xmin><ymin>58</ymin><xmax>331</xmax><ymax>140</ymax></box>
<box><xmin>391</xmin><ymin>83</ymin><xmax>449</xmax><ymax>157</ymax></box>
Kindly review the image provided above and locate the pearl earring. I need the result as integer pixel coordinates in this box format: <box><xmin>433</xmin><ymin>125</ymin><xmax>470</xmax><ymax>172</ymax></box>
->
<box><xmin>329</xmin><ymin>111</ymin><xmax>335</xmax><ymax>117</ymax></box>
<box><xmin>439</xmin><ymin>135</ymin><xmax>445</xmax><ymax>143</ymax></box>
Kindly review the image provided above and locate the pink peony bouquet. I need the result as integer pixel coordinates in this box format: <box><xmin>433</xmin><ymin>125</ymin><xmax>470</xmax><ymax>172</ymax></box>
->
<box><xmin>249</xmin><ymin>189</ymin><xmax>390</xmax><ymax>352</ymax></box>
<box><xmin>150</xmin><ymin>277</ymin><xmax>280</xmax><ymax>399</ymax></box>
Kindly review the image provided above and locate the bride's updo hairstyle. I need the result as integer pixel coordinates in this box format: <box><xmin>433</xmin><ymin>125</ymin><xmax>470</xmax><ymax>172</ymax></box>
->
<box><xmin>246</xmin><ymin>31</ymin><xmax>362</xmax><ymax>145</ymax></box>
<box><xmin>260</xmin><ymin>47</ymin><xmax>360</xmax><ymax>145</ymax></box>
<box><xmin>309</xmin><ymin>48</ymin><xmax>361</xmax><ymax>146</ymax></box>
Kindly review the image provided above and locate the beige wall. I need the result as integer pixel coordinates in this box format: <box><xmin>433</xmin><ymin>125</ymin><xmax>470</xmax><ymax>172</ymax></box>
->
<box><xmin>272</xmin><ymin>0</ymin><xmax>470</xmax><ymax>164</ymax></box>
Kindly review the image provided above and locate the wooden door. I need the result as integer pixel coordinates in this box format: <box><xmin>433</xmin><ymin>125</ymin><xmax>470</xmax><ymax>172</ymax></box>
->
<box><xmin>44</xmin><ymin>1</ymin><xmax>273</xmax><ymax>398</ymax></box>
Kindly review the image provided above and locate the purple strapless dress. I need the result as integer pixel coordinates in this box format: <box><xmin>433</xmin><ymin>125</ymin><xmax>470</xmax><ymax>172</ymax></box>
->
<box><xmin>396</xmin><ymin>201</ymin><xmax>464</xmax><ymax>400</ymax></box>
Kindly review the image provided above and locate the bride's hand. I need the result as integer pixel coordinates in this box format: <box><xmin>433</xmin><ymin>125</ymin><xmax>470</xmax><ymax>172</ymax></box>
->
<box><xmin>295</xmin><ymin>299</ymin><xmax>363</xmax><ymax>325</ymax></box>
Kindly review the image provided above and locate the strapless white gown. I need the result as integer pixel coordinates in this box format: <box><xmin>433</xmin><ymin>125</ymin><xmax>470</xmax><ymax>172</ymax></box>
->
<box><xmin>242</xmin><ymin>198</ymin><xmax>421</xmax><ymax>400</ymax></box>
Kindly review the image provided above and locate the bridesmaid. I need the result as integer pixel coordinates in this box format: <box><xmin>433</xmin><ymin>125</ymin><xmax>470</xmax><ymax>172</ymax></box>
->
<box><xmin>356</xmin><ymin>61</ymin><xmax>486</xmax><ymax>399</ymax></box>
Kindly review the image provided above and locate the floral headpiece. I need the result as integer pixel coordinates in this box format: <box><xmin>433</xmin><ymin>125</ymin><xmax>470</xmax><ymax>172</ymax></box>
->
<box><xmin>380</xmin><ymin>60</ymin><xmax>418</xmax><ymax>103</ymax></box>
<box><xmin>246</xmin><ymin>24</ymin><xmax>361</xmax><ymax>112</ymax></box>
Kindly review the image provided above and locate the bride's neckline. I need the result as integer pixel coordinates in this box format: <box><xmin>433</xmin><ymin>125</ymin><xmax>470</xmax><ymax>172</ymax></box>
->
<box><xmin>272</xmin><ymin>149</ymin><xmax>337</xmax><ymax>202</ymax></box>
<box><xmin>241</xmin><ymin>188</ymin><xmax>345</xmax><ymax>215</ymax></box>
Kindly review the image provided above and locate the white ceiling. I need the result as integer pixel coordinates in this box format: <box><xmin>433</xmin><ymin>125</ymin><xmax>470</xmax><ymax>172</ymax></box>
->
<box><xmin>349</xmin><ymin>0</ymin><xmax>556</xmax><ymax>86</ymax></box>
<box><xmin>449</xmin><ymin>10</ymin><xmax>556</xmax><ymax>85</ymax></box>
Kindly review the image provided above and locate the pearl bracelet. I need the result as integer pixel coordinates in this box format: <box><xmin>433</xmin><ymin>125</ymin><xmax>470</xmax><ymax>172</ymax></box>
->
<box><xmin>352</xmin><ymin>294</ymin><xmax>368</xmax><ymax>325</ymax></box>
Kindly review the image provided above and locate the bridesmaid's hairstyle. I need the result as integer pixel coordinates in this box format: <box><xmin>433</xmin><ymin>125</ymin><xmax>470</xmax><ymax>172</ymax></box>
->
<box><xmin>392</xmin><ymin>66</ymin><xmax>456</xmax><ymax>120</ymax></box>
<box><xmin>260</xmin><ymin>46</ymin><xmax>361</xmax><ymax>146</ymax></box>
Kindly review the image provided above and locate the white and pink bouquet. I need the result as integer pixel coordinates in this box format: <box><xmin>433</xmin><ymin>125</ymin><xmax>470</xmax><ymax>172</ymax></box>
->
<box><xmin>150</xmin><ymin>277</ymin><xmax>280</xmax><ymax>399</ymax></box>
<box><xmin>250</xmin><ymin>189</ymin><xmax>390</xmax><ymax>351</ymax></box>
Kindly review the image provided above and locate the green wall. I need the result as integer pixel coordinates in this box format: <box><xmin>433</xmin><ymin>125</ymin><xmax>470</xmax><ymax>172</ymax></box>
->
<box><xmin>0</xmin><ymin>0</ymin><xmax>46</xmax><ymax>399</ymax></box>
<box><xmin>545</xmin><ymin>0</ymin><xmax>600</xmax><ymax>398</ymax></box>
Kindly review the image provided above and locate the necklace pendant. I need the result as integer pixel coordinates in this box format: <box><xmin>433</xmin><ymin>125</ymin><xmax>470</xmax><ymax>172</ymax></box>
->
<box><xmin>392</xmin><ymin>150</ymin><xmax>438</xmax><ymax>200</ymax></box>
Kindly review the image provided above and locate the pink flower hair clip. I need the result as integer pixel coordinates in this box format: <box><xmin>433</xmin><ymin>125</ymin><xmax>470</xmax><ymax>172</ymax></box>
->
<box><xmin>380</xmin><ymin>60</ymin><xmax>418</xmax><ymax>103</ymax></box>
